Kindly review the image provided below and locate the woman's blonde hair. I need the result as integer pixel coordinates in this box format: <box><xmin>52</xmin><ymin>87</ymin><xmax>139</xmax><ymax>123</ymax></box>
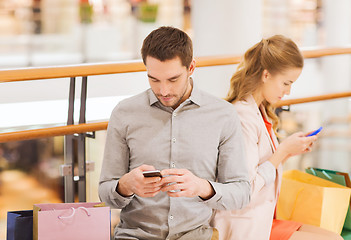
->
<box><xmin>226</xmin><ymin>35</ymin><xmax>304</xmax><ymax>132</ymax></box>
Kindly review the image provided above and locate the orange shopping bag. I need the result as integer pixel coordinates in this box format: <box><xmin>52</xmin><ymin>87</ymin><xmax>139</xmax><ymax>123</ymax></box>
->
<box><xmin>276</xmin><ymin>170</ymin><xmax>351</xmax><ymax>234</ymax></box>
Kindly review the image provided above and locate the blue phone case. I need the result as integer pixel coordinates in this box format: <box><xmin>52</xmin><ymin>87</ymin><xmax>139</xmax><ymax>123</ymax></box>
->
<box><xmin>306</xmin><ymin>127</ymin><xmax>323</xmax><ymax>137</ymax></box>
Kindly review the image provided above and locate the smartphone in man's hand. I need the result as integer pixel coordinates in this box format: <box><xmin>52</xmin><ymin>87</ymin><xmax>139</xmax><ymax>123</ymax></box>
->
<box><xmin>142</xmin><ymin>170</ymin><xmax>162</xmax><ymax>178</ymax></box>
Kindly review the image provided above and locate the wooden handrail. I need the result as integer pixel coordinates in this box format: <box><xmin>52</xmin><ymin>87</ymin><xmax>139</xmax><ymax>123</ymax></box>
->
<box><xmin>275</xmin><ymin>91</ymin><xmax>351</xmax><ymax>107</ymax></box>
<box><xmin>1</xmin><ymin>47</ymin><xmax>351</xmax><ymax>83</ymax></box>
<box><xmin>1</xmin><ymin>90</ymin><xmax>350</xmax><ymax>143</ymax></box>
<box><xmin>301</xmin><ymin>47</ymin><xmax>351</xmax><ymax>58</ymax></box>
<box><xmin>0</xmin><ymin>122</ymin><xmax>108</xmax><ymax>143</ymax></box>
<box><xmin>0</xmin><ymin>61</ymin><xmax>146</xmax><ymax>83</ymax></box>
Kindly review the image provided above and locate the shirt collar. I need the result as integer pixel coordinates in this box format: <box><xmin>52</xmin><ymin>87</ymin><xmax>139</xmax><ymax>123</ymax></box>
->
<box><xmin>246</xmin><ymin>95</ymin><xmax>276</xmax><ymax>152</ymax></box>
<box><xmin>147</xmin><ymin>77</ymin><xmax>202</xmax><ymax>107</ymax></box>
<box><xmin>148</xmin><ymin>89</ymin><xmax>159</xmax><ymax>106</ymax></box>
<box><xmin>245</xmin><ymin>95</ymin><xmax>272</xmax><ymax>123</ymax></box>
<box><xmin>259</xmin><ymin>104</ymin><xmax>272</xmax><ymax>124</ymax></box>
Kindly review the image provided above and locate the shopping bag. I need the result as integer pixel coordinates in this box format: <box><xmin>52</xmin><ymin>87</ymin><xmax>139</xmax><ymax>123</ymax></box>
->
<box><xmin>276</xmin><ymin>170</ymin><xmax>351</xmax><ymax>234</ymax></box>
<box><xmin>341</xmin><ymin>228</ymin><xmax>351</xmax><ymax>240</ymax></box>
<box><xmin>305</xmin><ymin>167</ymin><xmax>350</xmax><ymax>186</ymax></box>
<box><xmin>33</xmin><ymin>202</ymin><xmax>110</xmax><ymax>240</ymax></box>
<box><xmin>7</xmin><ymin>210</ymin><xmax>33</xmax><ymax>240</ymax></box>
<box><xmin>306</xmin><ymin>167</ymin><xmax>351</xmax><ymax>230</ymax></box>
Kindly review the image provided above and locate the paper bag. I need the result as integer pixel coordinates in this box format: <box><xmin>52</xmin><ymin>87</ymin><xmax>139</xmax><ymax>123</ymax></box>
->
<box><xmin>7</xmin><ymin>210</ymin><xmax>33</xmax><ymax>240</ymax></box>
<box><xmin>276</xmin><ymin>170</ymin><xmax>351</xmax><ymax>234</ymax></box>
<box><xmin>306</xmin><ymin>167</ymin><xmax>351</xmax><ymax>230</ymax></box>
<box><xmin>33</xmin><ymin>202</ymin><xmax>110</xmax><ymax>240</ymax></box>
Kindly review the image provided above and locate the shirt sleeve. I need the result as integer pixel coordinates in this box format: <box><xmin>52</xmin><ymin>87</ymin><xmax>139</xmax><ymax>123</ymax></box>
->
<box><xmin>98</xmin><ymin>104</ymin><xmax>134</xmax><ymax>209</ymax></box>
<box><xmin>239</xmin><ymin>111</ymin><xmax>276</xmax><ymax>201</ymax></box>
<box><xmin>204</xmin><ymin>107</ymin><xmax>251</xmax><ymax>211</ymax></box>
<box><xmin>257</xmin><ymin>161</ymin><xmax>276</xmax><ymax>185</ymax></box>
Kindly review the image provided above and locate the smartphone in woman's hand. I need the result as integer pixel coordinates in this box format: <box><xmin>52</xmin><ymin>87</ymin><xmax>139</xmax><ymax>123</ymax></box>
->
<box><xmin>306</xmin><ymin>127</ymin><xmax>323</xmax><ymax>137</ymax></box>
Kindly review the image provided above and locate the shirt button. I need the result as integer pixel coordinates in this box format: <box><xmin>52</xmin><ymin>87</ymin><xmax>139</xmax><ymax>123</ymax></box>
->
<box><xmin>171</xmin><ymin>162</ymin><xmax>175</xmax><ymax>168</ymax></box>
<box><xmin>173</xmin><ymin>112</ymin><xmax>177</xmax><ymax>117</ymax></box>
<box><xmin>170</xmin><ymin>215</ymin><xmax>174</xmax><ymax>220</ymax></box>
<box><xmin>172</xmin><ymin>138</ymin><xmax>176</xmax><ymax>143</ymax></box>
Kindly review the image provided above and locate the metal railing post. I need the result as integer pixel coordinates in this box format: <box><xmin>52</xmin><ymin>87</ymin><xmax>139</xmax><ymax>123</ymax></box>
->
<box><xmin>78</xmin><ymin>76</ymin><xmax>88</xmax><ymax>202</ymax></box>
<box><xmin>64</xmin><ymin>77</ymin><xmax>76</xmax><ymax>203</ymax></box>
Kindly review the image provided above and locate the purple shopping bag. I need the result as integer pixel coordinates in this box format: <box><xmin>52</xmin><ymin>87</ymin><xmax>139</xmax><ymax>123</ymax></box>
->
<box><xmin>7</xmin><ymin>210</ymin><xmax>33</xmax><ymax>240</ymax></box>
<box><xmin>33</xmin><ymin>202</ymin><xmax>110</xmax><ymax>240</ymax></box>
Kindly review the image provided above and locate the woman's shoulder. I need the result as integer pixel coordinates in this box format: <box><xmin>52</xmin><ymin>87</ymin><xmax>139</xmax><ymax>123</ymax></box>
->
<box><xmin>233</xmin><ymin>98</ymin><xmax>262</xmax><ymax>136</ymax></box>
<box><xmin>233</xmin><ymin>98</ymin><xmax>257</xmax><ymax>116</ymax></box>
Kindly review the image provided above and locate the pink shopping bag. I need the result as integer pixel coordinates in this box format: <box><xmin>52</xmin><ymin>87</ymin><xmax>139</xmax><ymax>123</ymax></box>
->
<box><xmin>33</xmin><ymin>202</ymin><xmax>110</xmax><ymax>240</ymax></box>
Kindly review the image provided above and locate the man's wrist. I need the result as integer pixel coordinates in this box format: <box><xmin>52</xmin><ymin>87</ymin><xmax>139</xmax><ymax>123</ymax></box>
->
<box><xmin>116</xmin><ymin>176</ymin><xmax>134</xmax><ymax>197</ymax></box>
<box><xmin>199</xmin><ymin>179</ymin><xmax>215</xmax><ymax>200</ymax></box>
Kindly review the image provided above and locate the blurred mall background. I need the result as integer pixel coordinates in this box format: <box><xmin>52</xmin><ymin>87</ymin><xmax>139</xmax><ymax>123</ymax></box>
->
<box><xmin>0</xmin><ymin>0</ymin><xmax>351</xmax><ymax>238</ymax></box>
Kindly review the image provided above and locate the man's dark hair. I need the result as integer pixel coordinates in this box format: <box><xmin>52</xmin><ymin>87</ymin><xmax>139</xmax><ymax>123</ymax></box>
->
<box><xmin>141</xmin><ymin>26</ymin><xmax>193</xmax><ymax>68</ymax></box>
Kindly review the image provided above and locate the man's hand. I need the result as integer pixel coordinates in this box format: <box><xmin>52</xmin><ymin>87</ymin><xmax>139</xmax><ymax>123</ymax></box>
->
<box><xmin>160</xmin><ymin>169</ymin><xmax>215</xmax><ymax>200</ymax></box>
<box><xmin>117</xmin><ymin>164</ymin><xmax>163</xmax><ymax>198</ymax></box>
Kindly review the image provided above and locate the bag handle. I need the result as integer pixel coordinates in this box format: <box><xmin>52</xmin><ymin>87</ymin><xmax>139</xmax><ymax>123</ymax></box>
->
<box><xmin>321</xmin><ymin>170</ymin><xmax>332</xmax><ymax>180</ymax></box>
<box><xmin>309</xmin><ymin>167</ymin><xmax>316</xmax><ymax>176</ymax></box>
<box><xmin>309</xmin><ymin>167</ymin><xmax>332</xmax><ymax>180</ymax></box>
<box><xmin>57</xmin><ymin>207</ymin><xmax>91</xmax><ymax>219</ymax></box>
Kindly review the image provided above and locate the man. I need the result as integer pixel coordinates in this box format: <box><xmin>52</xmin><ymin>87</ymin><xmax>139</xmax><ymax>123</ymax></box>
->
<box><xmin>99</xmin><ymin>26</ymin><xmax>250</xmax><ymax>240</ymax></box>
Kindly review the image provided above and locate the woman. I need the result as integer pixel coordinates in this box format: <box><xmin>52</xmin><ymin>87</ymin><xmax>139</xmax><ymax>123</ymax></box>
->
<box><xmin>211</xmin><ymin>35</ymin><xmax>343</xmax><ymax>240</ymax></box>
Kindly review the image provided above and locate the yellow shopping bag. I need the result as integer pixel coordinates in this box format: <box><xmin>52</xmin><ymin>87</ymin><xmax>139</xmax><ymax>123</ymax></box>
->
<box><xmin>276</xmin><ymin>170</ymin><xmax>351</xmax><ymax>234</ymax></box>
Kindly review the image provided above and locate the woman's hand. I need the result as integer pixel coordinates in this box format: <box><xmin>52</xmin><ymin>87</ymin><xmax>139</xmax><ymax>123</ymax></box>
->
<box><xmin>269</xmin><ymin>132</ymin><xmax>317</xmax><ymax>168</ymax></box>
<box><xmin>280</xmin><ymin>132</ymin><xmax>317</xmax><ymax>157</ymax></box>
